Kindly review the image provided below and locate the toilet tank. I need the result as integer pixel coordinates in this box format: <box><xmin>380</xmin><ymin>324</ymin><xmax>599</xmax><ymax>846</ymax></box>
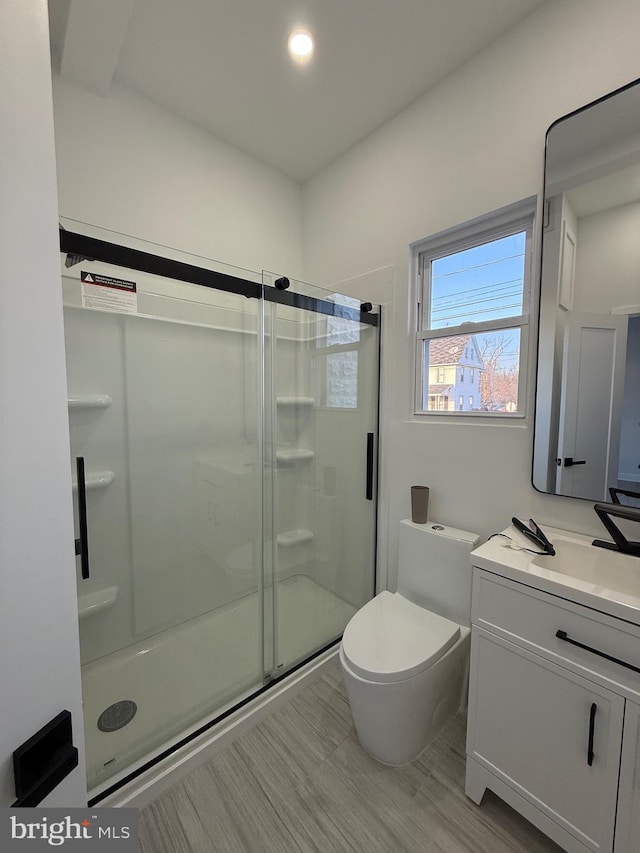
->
<box><xmin>397</xmin><ymin>519</ymin><xmax>479</xmax><ymax>627</ymax></box>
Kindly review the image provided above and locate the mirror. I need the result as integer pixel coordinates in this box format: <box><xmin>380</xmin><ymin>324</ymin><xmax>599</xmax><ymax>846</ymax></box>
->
<box><xmin>533</xmin><ymin>79</ymin><xmax>640</xmax><ymax>502</ymax></box>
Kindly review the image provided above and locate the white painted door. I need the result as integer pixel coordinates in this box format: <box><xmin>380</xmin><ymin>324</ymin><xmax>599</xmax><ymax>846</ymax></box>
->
<box><xmin>555</xmin><ymin>312</ymin><xmax>628</xmax><ymax>500</ymax></box>
<box><xmin>467</xmin><ymin>629</ymin><xmax>623</xmax><ymax>853</ymax></box>
<box><xmin>0</xmin><ymin>0</ymin><xmax>86</xmax><ymax>806</ymax></box>
<box><xmin>615</xmin><ymin>701</ymin><xmax>640</xmax><ymax>853</ymax></box>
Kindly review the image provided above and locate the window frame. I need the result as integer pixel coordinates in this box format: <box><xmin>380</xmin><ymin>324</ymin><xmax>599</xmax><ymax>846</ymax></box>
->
<box><xmin>413</xmin><ymin>200</ymin><xmax>535</xmax><ymax>419</ymax></box>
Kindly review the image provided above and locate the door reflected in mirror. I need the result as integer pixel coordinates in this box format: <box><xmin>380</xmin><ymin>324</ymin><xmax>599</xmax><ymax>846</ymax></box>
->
<box><xmin>533</xmin><ymin>79</ymin><xmax>640</xmax><ymax>501</ymax></box>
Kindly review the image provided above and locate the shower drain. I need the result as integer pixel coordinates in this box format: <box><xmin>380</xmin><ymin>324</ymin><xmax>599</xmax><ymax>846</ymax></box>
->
<box><xmin>97</xmin><ymin>700</ymin><xmax>138</xmax><ymax>732</ymax></box>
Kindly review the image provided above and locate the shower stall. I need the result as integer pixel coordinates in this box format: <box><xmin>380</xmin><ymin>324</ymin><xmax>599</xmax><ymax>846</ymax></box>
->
<box><xmin>60</xmin><ymin>225</ymin><xmax>379</xmax><ymax>800</ymax></box>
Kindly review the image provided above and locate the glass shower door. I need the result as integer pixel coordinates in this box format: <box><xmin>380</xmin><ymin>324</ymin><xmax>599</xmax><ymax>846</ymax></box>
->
<box><xmin>61</xmin><ymin>224</ymin><xmax>380</xmax><ymax>798</ymax></box>
<box><xmin>262</xmin><ymin>275</ymin><xmax>379</xmax><ymax>678</ymax></box>
<box><xmin>62</xmin><ymin>236</ymin><xmax>265</xmax><ymax>793</ymax></box>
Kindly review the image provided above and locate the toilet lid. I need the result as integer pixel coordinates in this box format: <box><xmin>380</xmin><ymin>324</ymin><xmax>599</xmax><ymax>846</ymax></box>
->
<box><xmin>341</xmin><ymin>591</ymin><xmax>461</xmax><ymax>684</ymax></box>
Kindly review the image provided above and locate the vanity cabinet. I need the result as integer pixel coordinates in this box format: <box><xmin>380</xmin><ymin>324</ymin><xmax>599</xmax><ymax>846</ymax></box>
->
<box><xmin>466</xmin><ymin>568</ymin><xmax>640</xmax><ymax>853</ymax></box>
<box><xmin>615</xmin><ymin>701</ymin><xmax>640</xmax><ymax>852</ymax></box>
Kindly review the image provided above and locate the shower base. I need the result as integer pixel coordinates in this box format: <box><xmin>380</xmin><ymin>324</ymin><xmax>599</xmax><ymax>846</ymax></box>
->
<box><xmin>83</xmin><ymin>574</ymin><xmax>356</xmax><ymax>793</ymax></box>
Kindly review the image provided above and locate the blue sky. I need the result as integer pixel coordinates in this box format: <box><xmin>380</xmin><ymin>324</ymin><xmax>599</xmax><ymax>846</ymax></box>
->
<box><xmin>430</xmin><ymin>232</ymin><xmax>525</xmax><ymax>329</ymax></box>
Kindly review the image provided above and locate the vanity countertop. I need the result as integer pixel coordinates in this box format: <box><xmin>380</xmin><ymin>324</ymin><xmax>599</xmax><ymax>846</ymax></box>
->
<box><xmin>471</xmin><ymin>524</ymin><xmax>640</xmax><ymax>627</ymax></box>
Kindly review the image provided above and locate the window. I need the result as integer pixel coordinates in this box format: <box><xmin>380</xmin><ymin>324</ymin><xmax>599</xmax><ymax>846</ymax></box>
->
<box><xmin>414</xmin><ymin>201</ymin><xmax>534</xmax><ymax>416</ymax></box>
<box><xmin>317</xmin><ymin>294</ymin><xmax>360</xmax><ymax>409</ymax></box>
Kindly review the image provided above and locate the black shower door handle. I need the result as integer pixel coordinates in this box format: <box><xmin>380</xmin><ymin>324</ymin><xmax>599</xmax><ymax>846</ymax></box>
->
<box><xmin>366</xmin><ymin>433</ymin><xmax>374</xmax><ymax>501</ymax></box>
<box><xmin>74</xmin><ymin>456</ymin><xmax>90</xmax><ymax>579</ymax></box>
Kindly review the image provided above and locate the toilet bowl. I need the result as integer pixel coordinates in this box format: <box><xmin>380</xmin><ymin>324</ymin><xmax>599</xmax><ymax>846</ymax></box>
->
<box><xmin>340</xmin><ymin>520</ymin><xmax>478</xmax><ymax>765</ymax></box>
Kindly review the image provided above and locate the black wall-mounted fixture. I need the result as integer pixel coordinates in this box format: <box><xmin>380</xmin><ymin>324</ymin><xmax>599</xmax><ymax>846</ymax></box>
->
<box><xmin>609</xmin><ymin>486</ymin><xmax>640</xmax><ymax>506</ymax></box>
<box><xmin>593</xmin><ymin>502</ymin><xmax>640</xmax><ymax>557</ymax></box>
<box><xmin>60</xmin><ymin>224</ymin><xmax>94</xmax><ymax>268</ymax></box>
<box><xmin>360</xmin><ymin>302</ymin><xmax>373</xmax><ymax>313</ymax></box>
<box><xmin>274</xmin><ymin>277</ymin><xmax>290</xmax><ymax>290</ymax></box>
<box><xmin>13</xmin><ymin>711</ymin><xmax>79</xmax><ymax>807</ymax></box>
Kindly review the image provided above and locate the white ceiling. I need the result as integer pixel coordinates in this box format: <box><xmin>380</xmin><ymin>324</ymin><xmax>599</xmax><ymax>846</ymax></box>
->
<box><xmin>49</xmin><ymin>0</ymin><xmax>547</xmax><ymax>182</ymax></box>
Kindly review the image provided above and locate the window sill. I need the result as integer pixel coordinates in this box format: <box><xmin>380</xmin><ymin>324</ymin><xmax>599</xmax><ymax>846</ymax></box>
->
<box><xmin>409</xmin><ymin>411</ymin><xmax>528</xmax><ymax>427</ymax></box>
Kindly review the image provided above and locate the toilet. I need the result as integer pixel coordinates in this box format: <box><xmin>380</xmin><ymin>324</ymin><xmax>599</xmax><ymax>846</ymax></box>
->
<box><xmin>339</xmin><ymin>519</ymin><xmax>479</xmax><ymax>765</ymax></box>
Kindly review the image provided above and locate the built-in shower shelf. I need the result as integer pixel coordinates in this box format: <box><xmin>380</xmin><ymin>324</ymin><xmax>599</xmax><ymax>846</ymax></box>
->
<box><xmin>78</xmin><ymin>586</ymin><xmax>118</xmax><ymax>621</ymax></box>
<box><xmin>275</xmin><ymin>449</ymin><xmax>314</xmax><ymax>464</ymax></box>
<box><xmin>68</xmin><ymin>394</ymin><xmax>113</xmax><ymax>409</ymax></box>
<box><xmin>72</xmin><ymin>470</ymin><xmax>114</xmax><ymax>491</ymax></box>
<box><xmin>277</xmin><ymin>529</ymin><xmax>314</xmax><ymax>548</ymax></box>
<box><xmin>276</xmin><ymin>397</ymin><xmax>315</xmax><ymax>409</ymax></box>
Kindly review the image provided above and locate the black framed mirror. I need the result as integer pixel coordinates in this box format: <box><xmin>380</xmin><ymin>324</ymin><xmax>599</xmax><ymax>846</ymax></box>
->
<box><xmin>533</xmin><ymin>79</ymin><xmax>640</xmax><ymax>502</ymax></box>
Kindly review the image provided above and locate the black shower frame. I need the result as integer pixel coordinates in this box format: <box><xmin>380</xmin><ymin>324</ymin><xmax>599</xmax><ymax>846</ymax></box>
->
<box><xmin>60</xmin><ymin>227</ymin><xmax>380</xmax><ymax>805</ymax></box>
<box><xmin>59</xmin><ymin>229</ymin><xmax>379</xmax><ymax>327</ymax></box>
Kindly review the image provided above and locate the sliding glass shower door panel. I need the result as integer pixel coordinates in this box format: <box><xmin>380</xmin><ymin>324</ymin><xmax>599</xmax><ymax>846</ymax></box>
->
<box><xmin>61</xmin><ymin>224</ymin><xmax>381</xmax><ymax>798</ymax></box>
<box><xmin>63</xmin><ymin>251</ymin><xmax>264</xmax><ymax>791</ymax></box>
<box><xmin>263</xmin><ymin>275</ymin><xmax>379</xmax><ymax>678</ymax></box>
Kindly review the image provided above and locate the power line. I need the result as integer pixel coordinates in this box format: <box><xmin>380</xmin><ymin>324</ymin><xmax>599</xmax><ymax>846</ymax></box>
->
<box><xmin>431</xmin><ymin>276</ymin><xmax>524</xmax><ymax>303</ymax></box>
<box><xmin>433</xmin><ymin>303</ymin><xmax>522</xmax><ymax>323</ymax></box>
<box><xmin>432</xmin><ymin>249</ymin><xmax>525</xmax><ymax>279</ymax></box>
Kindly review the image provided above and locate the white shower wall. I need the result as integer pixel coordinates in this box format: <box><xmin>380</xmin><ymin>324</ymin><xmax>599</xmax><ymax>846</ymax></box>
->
<box><xmin>64</xmin><ymin>268</ymin><xmax>261</xmax><ymax>665</ymax></box>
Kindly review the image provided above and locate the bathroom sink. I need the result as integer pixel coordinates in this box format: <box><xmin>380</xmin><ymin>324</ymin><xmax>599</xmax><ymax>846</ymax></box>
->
<box><xmin>471</xmin><ymin>525</ymin><xmax>640</xmax><ymax>626</ymax></box>
<box><xmin>531</xmin><ymin>537</ymin><xmax>640</xmax><ymax>599</ymax></box>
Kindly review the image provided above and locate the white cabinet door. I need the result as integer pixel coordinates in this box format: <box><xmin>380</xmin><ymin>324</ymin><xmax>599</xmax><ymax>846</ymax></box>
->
<box><xmin>467</xmin><ymin>628</ymin><xmax>624</xmax><ymax>853</ymax></box>
<box><xmin>615</xmin><ymin>701</ymin><xmax>640</xmax><ymax>853</ymax></box>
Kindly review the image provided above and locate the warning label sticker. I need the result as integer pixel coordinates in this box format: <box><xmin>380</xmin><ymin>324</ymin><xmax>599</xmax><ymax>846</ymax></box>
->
<box><xmin>81</xmin><ymin>271</ymin><xmax>138</xmax><ymax>314</ymax></box>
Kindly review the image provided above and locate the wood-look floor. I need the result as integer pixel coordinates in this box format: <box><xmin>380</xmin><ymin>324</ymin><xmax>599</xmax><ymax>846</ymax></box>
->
<box><xmin>139</xmin><ymin>660</ymin><xmax>562</xmax><ymax>853</ymax></box>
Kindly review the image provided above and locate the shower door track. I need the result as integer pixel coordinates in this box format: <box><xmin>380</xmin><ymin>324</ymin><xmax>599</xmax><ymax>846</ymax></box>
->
<box><xmin>59</xmin><ymin>229</ymin><xmax>379</xmax><ymax>327</ymax></box>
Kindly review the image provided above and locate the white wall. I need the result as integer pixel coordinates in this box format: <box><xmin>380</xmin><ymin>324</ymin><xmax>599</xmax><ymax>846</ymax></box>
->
<box><xmin>301</xmin><ymin>0</ymin><xmax>640</xmax><ymax>586</ymax></box>
<box><xmin>0</xmin><ymin>0</ymin><xmax>86</xmax><ymax>805</ymax></box>
<box><xmin>574</xmin><ymin>201</ymin><xmax>640</xmax><ymax>313</ymax></box>
<box><xmin>53</xmin><ymin>75</ymin><xmax>304</xmax><ymax>279</ymax></box>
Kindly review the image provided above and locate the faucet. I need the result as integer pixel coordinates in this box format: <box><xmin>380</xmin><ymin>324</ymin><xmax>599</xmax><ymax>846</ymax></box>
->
<box><xmin>593</xmin><ymin>502</ymin><xmax>640</xmax><ymax>557</ymax></box>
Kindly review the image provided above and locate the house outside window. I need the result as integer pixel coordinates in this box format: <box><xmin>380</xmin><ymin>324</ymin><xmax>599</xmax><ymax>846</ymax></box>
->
<box><xmin>414</xmin><ymin>200</ymin><xmax>534</xmax><ymax>416</ymax></box>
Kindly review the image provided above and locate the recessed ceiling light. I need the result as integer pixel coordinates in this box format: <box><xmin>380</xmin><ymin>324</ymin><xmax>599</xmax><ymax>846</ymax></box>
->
<box><xmin>288</xmin><ymin>28</ymin><xmax>314</xmax><ymax>63</ymax></box>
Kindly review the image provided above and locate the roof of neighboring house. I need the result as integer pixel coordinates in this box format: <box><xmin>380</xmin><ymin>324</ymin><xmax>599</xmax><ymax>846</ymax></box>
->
<box><xmin>428</xmin><ymin>334</ymin><xmax>482</xmax><ymax>367</ymax></box>
<box><xmin>428</xmin><ymin>383</ymin><xmax>455</xmax><ymax>395</ymax></box>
